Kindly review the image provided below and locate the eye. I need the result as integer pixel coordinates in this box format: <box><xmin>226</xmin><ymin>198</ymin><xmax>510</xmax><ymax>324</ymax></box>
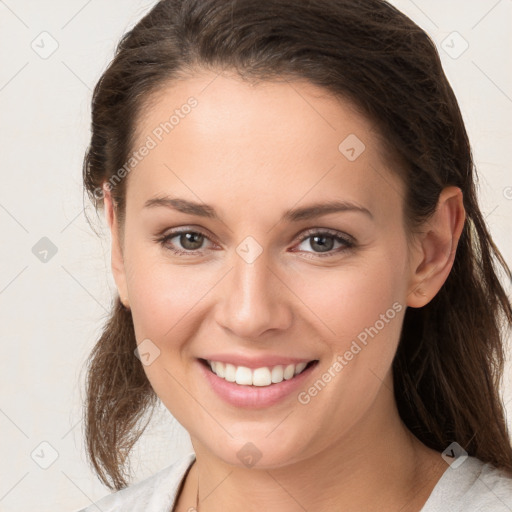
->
<box><xmin>156</xmin><ymin>228</ymin><xmax>214</xmax><ymax>255</ymax></box>
<box><xmin>155</xmin><ymin>227</ymin><xmax>355</xmax><ymax>258</ymax></box>
<box><xmin>293</xmin><ymin>229</ymin><xmax>355</xmax><ymax>257</ymax></box>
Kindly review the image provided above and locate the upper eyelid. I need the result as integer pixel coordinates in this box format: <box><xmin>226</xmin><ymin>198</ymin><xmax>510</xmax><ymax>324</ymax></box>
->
<box><xmin>297</xmin><ymin>227</ymin><xmax>354</xmax><ymax>243</ymax></box>
<box><xmin>159</xmin><ymin>226</ymin><xmax>354</xmax><ymax>250</ymax></box>
<box><xmin>160</xmin><ymin>226</ymin><xmax>219</xmax><ymax>247</ymax></box>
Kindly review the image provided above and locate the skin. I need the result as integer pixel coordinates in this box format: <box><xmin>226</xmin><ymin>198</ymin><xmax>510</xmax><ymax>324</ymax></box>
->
<box><xmin>103</xmin><ymin>70</ymin><xmax>466</xmax><ymax>512</ymax></box>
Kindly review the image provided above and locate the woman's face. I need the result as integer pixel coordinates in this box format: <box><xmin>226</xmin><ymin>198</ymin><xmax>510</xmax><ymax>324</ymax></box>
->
<box><xmin>108</xmin><ymin>70</ymin><xmax>421</xmax><ymax>468</ymax></box>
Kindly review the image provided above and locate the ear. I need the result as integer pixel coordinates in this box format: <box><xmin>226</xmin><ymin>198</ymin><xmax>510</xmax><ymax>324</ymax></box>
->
<box><xmin>103</xmin><ymin>183</ymin><xmax>130</xmax><ymax>309</ymax></box>
<box><xmin>407</xmin><ymin>186</ymin><xmax>466</xmax><ymax>308</ymax></box>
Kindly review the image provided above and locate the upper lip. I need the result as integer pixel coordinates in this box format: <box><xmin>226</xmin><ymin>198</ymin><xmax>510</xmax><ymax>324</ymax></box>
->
<box><xmin>200</xmin><ymin>354</ymin><xmax>317</xmax><ymax>369</ymax></box>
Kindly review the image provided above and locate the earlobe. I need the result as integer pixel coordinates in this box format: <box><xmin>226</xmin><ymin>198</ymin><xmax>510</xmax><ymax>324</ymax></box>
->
<box><xmin>406</xmin><ymin>186</ymin><xmax>466</xmax><ymax>308</ymax></box>
<box><xmin>103</xmin><ymin>183</ymin><xmax>130</xmax><ymax>308</ymax></box>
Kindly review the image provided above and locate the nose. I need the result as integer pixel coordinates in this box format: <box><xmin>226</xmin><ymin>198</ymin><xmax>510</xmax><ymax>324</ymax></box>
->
<box><xmin>213</xmin><ymin>250</ymin><xmax>293</xmax><ymax>339</ymax></box>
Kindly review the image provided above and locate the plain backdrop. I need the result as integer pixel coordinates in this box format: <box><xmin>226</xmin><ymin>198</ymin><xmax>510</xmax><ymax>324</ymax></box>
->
<box><xmin>0</xmin><ymin>1</ymin><xmax>511</xmax><ymax>510</ymax></box>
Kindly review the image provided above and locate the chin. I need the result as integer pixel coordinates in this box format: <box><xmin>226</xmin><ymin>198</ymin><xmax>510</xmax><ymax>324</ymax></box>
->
<box><xmin>196</xmin><ymin>429</ymin><xmax>313</xmax><ymax>470</ymax></box>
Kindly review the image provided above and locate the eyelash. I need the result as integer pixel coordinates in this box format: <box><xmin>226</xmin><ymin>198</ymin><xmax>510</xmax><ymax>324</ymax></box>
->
<box><xmin>154</xmin><ymin>227</ymin><xmax>355</xmax><ymax>258</ymax></box>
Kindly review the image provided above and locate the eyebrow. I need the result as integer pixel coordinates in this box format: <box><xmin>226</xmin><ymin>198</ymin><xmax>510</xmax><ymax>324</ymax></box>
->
<box><xmin>143</xmin><ymin>196</ymin><xmax>373</xmax><ymax>222</ymax></box>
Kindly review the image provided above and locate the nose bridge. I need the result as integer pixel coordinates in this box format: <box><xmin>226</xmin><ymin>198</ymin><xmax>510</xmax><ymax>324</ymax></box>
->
<box><xmin>214</xmin><ymin>246</ymin><xmax>292</xmax><ymax>338</ymax></box>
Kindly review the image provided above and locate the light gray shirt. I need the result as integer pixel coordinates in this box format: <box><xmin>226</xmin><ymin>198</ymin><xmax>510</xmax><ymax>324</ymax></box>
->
<box><xmin>74</xmin><ymin>452</ymin><xmax>512</xmax><ymax>511</ymax></box>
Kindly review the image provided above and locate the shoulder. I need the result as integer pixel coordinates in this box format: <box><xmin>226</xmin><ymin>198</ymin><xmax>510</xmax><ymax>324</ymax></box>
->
<box><xmin>422</xmin><ymin>455</ymin><xmax>512</xmax><ymax>512</ymax></box>
<box><xmin>72</xmin><ymin>452</ymin><xmax>196</xmax><ymax>512</ymax></box>
<box><xmin>460</xmin><ymin>459</ymin><xmax>512</xmax><ymax>511</ymax></box>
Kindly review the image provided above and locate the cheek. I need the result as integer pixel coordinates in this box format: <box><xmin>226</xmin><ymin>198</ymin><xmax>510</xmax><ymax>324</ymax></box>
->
<box><xmin>122</xmin><ymin>230</ymin><xmax>219</xmax><ymax>337</ymax></box>
<box><xmin>290</xmin><ymin>250</ymin><xmax>407</xmax><ymax>437</ymax></box>
<box><xmin>122</xmin><ymin>244</ymin><xmax>219</xmax><ymax>415</ymax></box>
<box><xmin>290</xmin><ymin>256</ymin><xmax>406</xmax><ymax>349</ymax></box>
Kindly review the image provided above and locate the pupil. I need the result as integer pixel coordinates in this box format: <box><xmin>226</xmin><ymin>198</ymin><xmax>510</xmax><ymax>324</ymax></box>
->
<box><xmin>181</xmin><ymin>232</ymin><xmax>203</xmax><ymax>250</ymax></box>
<box><xmin>311</xmin><ymin>235</ymin><xmax>333</xmax><ymax>253</ymax></box>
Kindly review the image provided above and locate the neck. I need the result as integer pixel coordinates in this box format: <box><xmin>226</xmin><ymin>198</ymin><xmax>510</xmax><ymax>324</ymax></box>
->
<box><xmin>179</xmin><ymin>377</ymin><xmax>446</xmax><ymax>512</ymax></box>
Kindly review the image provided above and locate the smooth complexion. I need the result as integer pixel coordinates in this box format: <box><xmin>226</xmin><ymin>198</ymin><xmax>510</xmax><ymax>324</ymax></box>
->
<box><xmin>104</xmin><ymin>70</ymin><xmax>465</xmax><ymax>512</ymax></box>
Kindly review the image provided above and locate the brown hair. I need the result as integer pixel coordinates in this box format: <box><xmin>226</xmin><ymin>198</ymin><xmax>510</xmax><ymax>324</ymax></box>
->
<box><xmin>82</xmin><ymin>0</ymin><xmax>512</xmax><ymax>490</ymax></box>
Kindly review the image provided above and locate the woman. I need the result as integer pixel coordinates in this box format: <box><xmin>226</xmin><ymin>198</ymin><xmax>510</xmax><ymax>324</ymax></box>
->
<box><xmin>76</xmin><ymin>0</ymin><xmax>512</xmax><ymax>510</ymax></box>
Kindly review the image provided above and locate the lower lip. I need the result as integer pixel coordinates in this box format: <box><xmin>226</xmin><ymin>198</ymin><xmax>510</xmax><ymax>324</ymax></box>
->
<box><xmin>197</xmin><ymin>359</ymin><xmax>318</xmax><ymax>409</ymax></box>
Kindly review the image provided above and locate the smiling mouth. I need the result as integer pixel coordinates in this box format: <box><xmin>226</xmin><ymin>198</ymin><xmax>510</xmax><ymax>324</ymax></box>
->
<box><xmin>199</xmin><ymin>358</ymin><xmax>318</xmax><ymax>387</ymax></box>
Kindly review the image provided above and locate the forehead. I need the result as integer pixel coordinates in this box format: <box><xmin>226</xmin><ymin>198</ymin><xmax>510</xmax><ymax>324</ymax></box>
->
<box><xmin>127</xmin><ymin>71</ymin><xmax>403</xmax><ymax>222</ymax></box>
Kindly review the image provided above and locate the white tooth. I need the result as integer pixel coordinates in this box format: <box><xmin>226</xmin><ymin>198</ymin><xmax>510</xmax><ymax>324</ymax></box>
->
<box><xmin>207</xmin><ymin>360</ymin><xmax>312</xmax><ymax>385</ymax></box>
<box><xmin>253</xmin><ymin>367</ymin><xmax>272</xmax><ymax>386</ymax></box>
<box><xmin>215</xmin><ymin>361</ymin><xmax>226</xmax><ymax>378</ymax></box>
<box><xmin>294</xmin><ymin>362</ymin><xmax>307</xmax><ymax>375</ymax></box>
<box><xmin>235</xmin><ymin>366</ymin><xmax>253</xmax><ymax>385</ymax></box>
<box><xmin>271</xmin><ymin>365</ymin><xmax>284</xmax><ymax>383</ymax></box>
<box><xmin>283</xmin><ymin>364</ymin><xmax>295</xmax><ymax>380</ymax></box>
<box><xmin>224</xmin><ymin>363</ymin><xmax>236</xmax><ymax>382</ymax></box>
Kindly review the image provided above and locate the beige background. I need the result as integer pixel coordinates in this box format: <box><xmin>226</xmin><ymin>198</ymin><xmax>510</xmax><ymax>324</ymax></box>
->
<box><xmin>0</xmin><ymin>0</ymin><xmax>510</xmax><ymax>510</ymax></box>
